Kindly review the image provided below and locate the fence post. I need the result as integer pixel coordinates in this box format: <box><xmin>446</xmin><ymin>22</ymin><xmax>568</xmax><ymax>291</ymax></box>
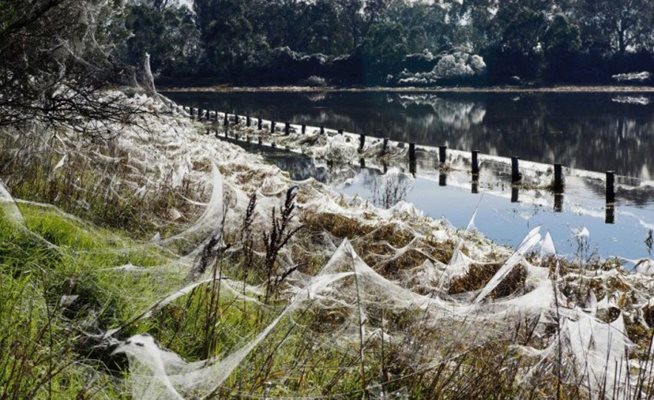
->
<box><xmin>553</xmin><ymin>164</ymin><xmax>564</xmax><ymax>192</ymax></box>
<box><xmin>511</xmin><ymin>157</ymin><xmax>522</xmax><ymax>183</ymax></box>
<box><xmin>606</xmin><ymin>171</ymin><xmax>616</xmax><ymax>204</ymax></box>
<box><xmin>409</xmin><ymin>143</ymin><xmax>416</xmax><ymax>162</ymax></box>
<box><xmin>258</xmin><ymin>118</ymin><xmax>262</xmax><ymax>130</ymax></box>
<box><xmin>285</xmin><ymin>122</ymin><xmax>290</xmax><ymax>135</ymax></box>
<box><xmin>338</xmin><ymin>129</ymin><xmax>343</xmax><ymax>135</ymax></box>
<box><xmin>320</xmin><ymin>126</ymin><xmax>325</xmax><ymax>135</ymax></box>
<box><xmin>472</xmin><ymin>150</ymin><xmax>480</xmax><ymax>175</ymax></box>
<box><xmin>439</xmin><ymin>146</ymin><xmax>447</xmax><ymax>164</ymax></box>
<box><xmin>246</xmin><ymin>115</ymin><xmax>251</xmax><ymax>127</ymax></box>
<box><xmin>271</xmin><ymin>121</ymin><xmax>276</xmax><ymax>133</ymax></box>
<box><xmin>301</xmin><ymin>124</ymin><xmax>306</xmax><ymax>134</ymax></box>
<box><xmin>224</xmin><ymin>113</ymin><xmax>229</xmax><ymax>127</ymax></box>
<box><xmin>359</xmin><ymin>133</ymin><xmax>366</xmax><ymax>152</ymax></box>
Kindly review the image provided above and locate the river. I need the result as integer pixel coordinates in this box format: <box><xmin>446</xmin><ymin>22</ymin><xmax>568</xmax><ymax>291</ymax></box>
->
<box><xmin>167</xmin><ymin>90</ymin><xmax>654</xmax><ymax>262</ymax></box>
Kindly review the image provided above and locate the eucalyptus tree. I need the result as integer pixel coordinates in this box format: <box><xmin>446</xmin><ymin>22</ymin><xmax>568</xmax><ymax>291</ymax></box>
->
<box><xmin>574</xmin><ymin>0</ymin><xmax>654</xmax><ymax>54</ymax></box>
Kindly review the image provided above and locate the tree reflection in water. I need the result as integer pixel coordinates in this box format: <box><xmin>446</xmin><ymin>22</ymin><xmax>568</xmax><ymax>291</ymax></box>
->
<box><xmin>364</xmin><ymin>169</ymin><xmax>414</xmax><ymax>209</ymax></box>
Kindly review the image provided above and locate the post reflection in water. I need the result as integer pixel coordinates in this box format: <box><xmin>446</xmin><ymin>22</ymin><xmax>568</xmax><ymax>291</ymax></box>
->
<box><xmin>554</xmin><ymin>193</ymin><xmax>564</xmax><ymax>213</ymax></box>
<box><xmin>511</xmin><ymin>187</ymin><xmax>520</xmax><ymax>203</ymax></box>
<box><xmin>439</xmin><ymin>173</ymin><xmax>447</xmax><ymax>187</ymax></box>
<box><xmin>472</xmin><ymin>174</ymin><xmax>479</xmax><ymax>194</ymax></box>
<box><xmin>606</xmin><ymin>206</ymin><xmax>616</xmax><ymax>225</ymax></box>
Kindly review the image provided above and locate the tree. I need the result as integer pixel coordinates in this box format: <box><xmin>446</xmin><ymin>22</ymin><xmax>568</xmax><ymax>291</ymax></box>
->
<box><xmin>0</xmin><ymin>0</ymin><xmax>140</xmax><ymax>134</ymax></box>
<box><xmin>575</xmin><ymin>0</ymin><xmax>654</xmax><ymax>54</ymax></box>
<box><xmin>360</xmin><ymin>22</ymin><xmax>408</xmax><ymax>83</ymax></box>
<box><xmin>542</xmin><ymin>15</ymin><xmax>581</xmax><ymax>81</ymax></box>
<box><xmin>485</xmin><ymin>5</ymin><xmax>549</xmax><ymax>81</ymax></box>
<box><xmin>194</xmin><ymin>0</ymin><xmax>268</xmax><ymax>78</ymax></box>
<box><xmin>123</xmin><ymin>3</ymin><xmax>200</xmax><ymax>77</ymax></box>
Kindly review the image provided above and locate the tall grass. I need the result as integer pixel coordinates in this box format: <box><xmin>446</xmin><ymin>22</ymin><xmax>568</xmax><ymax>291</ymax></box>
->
<box><xmin>1</xmin><ymin>127</ymin><xmax>653</xmax><ymax>399</ymax></box>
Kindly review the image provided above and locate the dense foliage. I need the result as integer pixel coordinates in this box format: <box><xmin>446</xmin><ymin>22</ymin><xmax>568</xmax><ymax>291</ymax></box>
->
<box><xmin>0</xmin><ymin>0</ymin><xmax>142</xmax><ymax>133</ymax></box>
<box><xmin>120</xmin><ymin>0</ymin><xmax>654</xmax><ymax>86</ymax></box>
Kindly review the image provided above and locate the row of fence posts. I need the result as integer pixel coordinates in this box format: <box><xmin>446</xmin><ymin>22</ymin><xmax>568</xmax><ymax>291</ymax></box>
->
<box><xmin>185</xmin><ymin>106</ymin><xmax>618</xmax><ymax>224</ymax></box>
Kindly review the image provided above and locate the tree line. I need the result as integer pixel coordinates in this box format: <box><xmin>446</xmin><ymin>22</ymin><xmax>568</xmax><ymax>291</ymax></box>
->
<box><xmin>120</xmin><ymin>0</ymin><xmax>654</xmax><ymax>86</ymax></box>
<box><xmin>2</xmin><ymin>0</ymin><xmax>654</xmax><ymax>96</ymax></box>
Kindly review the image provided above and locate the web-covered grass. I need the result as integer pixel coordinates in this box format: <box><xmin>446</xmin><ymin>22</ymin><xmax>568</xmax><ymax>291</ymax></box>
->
<box><xmin>1</xmin><ymin>94</ymin><xmax>653</xmax><ymax>399</ymax></box>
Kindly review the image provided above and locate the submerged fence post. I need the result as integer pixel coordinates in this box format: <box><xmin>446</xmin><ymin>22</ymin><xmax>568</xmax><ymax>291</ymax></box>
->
<box><xmin>246</xmin><ymin>115</ymin><xmax>251</xmax><ymax>127</ymax></box>
<box><xmin>285</xmin><ymin>122</ymin><xmax>290</xmax><ymax>135</ymax></box>
<box><xmin>511</xmin><ymin>157</ymin><xmax>521</xmax><ymax>183</ymax></box>
<box><xmin>359</xmin><ymin>133</ymin><xmax>366</xmax><ymax>152</ymax></box>
<box><xmin>320</xmin><ymin>126</ymin><xmax>325</xmax><ymax>135</ymax></box>
<box><xmin>301</xmin><ymin>124</ymin><xmax>306</xmax><ymax>134</ymax></box>
<box><xmin>215</xmin><ymin>110</ymin><xmax>219</xmax><ymax>122</ymax></box>
<box><xmin>271</xmin><ymin>121</ymin><xmax>276</xmax><ymax>133</ymax></box>
<box><xmin>382</xmin><ymin>138</ymin><xmax>389</xmax><ymax>155</ymax></box>
<box><xmin>605</xmin><ymin>170</ymin><xmax>616</xmax><ymax>224</ymax></box>
<box><xmin>338</xmin><ymin>129</ymin><xmax>343</xmax><ymax>135</ymax></box>
<box><xmin>258</xmin><ymin>118</ymin><xmax>262</xmax><ymax>130</ymax></box>
<box><xmin>472</xmin><ymin>150</ymin><xmax>480</xmax><ymax>175</ymax></box>
<box><xmin>439</xmin><ymin>146</ymin><xmax>447</xmax><ymax>164</ymax></box>
<box><xmin>409</xmin><ymin>143</ymin><xmax>416</xmax><ymax>162</ymax></box>
<box><xmin>224</xmin><ymin>113</ymin><xmax>229</xmax><ymax>127</ymax></box>
<box><xmin>553</xmin><ymin>163</ymin><xmax>564</xmax><ymax>213</ymax></box>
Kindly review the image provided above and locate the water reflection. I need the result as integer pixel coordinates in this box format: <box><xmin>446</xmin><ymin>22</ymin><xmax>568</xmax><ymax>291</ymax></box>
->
<box><xmin>368</xmin><ymin>169</ymin><xmax>413</xmax><ymax>209</ymax></box>
<box><xmin>167</xmin><ymin>91</ymin><xmax>654</xmax><ymax>179</ymax></box>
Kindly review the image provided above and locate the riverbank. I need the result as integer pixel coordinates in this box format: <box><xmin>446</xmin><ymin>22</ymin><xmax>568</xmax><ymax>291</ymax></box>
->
<box><xmin>160</xmin><ymin>84</ymin><xmax>654</xmax><ymax>93</ymax></box>
<box><xmin>1</xmin><ymin>92</ymin><xmax>653</xmax><ymax>398</ymax></box>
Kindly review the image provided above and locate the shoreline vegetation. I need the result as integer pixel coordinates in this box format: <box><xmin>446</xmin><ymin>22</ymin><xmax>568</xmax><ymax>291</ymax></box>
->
<box><xmin>160</xmin><ymin>85</ymin><xmax>654</xmax><ymax>93</ymax></box>
<box><xmin>1</xmin><ymin>92</ymin><xmax>654</xmax><ymax>398</ymax></box>
<box><xmin>3</xmin><ymin>0</ymin><xmax>654</xmax><ymax>397</ymax></box>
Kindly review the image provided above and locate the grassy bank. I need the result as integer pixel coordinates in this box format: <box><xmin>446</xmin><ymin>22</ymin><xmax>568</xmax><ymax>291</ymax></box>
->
<box><xmin>1</xmin><ymin>95</ymin><xmax>653</xmax><ymax>399</ymax></box>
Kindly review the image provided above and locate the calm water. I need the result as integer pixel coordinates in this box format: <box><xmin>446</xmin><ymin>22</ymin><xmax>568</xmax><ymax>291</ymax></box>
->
<box><xmin>261</xmin><ymin>151</ymin><xmax>654</xmax><ymax>262</ymax></box>
<box><xmin>168</xmin><ymin>91</ymin><xmax>654</xmax><ymax>261</ymax></box>
<box><xmin>166</xmin><ymin>91</ymin><xmax>654</xmax><ymax>179</ymax></box>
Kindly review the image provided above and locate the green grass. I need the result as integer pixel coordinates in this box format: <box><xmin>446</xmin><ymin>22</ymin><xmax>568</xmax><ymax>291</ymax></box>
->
<box><xmin>0</xmin><ymin>204</ymin><xmax>178</xmax><ymax>398</ymax></box>
<box><xmin>0</xmin><ymin>204</ymin><xmax>369</xmax><ymax>398</ymax></box>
